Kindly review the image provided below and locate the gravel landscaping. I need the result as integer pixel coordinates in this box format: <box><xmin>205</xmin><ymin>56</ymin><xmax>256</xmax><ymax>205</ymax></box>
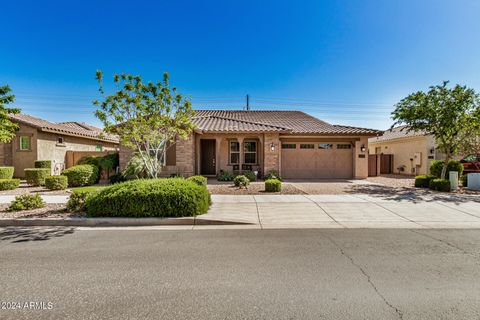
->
<box><xmin>0</xmin><ymin>204</ymin><xmax>84</xmax><ymax>219</ymax></box>
<box><xmin>0</xmin><ymin>181</ymin><xmax>69</xmax><ymax>196</ymax></box>
<box><xmin>207</xmin><ymin>181</ymin><xmax>306</xmax><ymax>195</ymax></box>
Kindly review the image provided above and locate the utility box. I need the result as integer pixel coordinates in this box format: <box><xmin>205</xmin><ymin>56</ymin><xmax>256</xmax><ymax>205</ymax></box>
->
<box><xmin>413</xmin><ymin>152</ymin><xmax>422</xmax><ymax>166</ymax></box>
<box><xmin>449</xmin><ymin>171</ymin><xmax>458</xmax><ymax>191</ymax></box>
<box><xmin>468</xmin><ymin>173</ymin><xmax>480</xmax><ymax>190</ymax></box>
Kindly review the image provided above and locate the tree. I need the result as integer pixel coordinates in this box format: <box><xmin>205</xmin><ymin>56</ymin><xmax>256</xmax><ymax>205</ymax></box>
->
<box><xmin>392</xmin><ymin>81</ymin><xmax>480</xmax><ymax>179</ymax></box>
<box><xmin>93</xmin><ymin>71</ymin><xmax>195</xmax><ymax>178</ymax></box>
<box><xmin>0</xmin><ymin>85</ymin><xmax>21</xmax><ymax>143</ymax></box>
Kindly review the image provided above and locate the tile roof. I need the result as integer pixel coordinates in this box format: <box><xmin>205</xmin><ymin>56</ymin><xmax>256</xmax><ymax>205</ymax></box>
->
<box><xmin>368</xmin><ymin>125</ymin><xmax>427</xmax><ymax>143</ymax></box>
<box><xmin>10</xmin><ymin>114</ymin><xmax>119</xmax><ymax>143</ymax></box>
<box><xmin>193</xmin><ymin>110</ymin><xmax>380</xmax><ymax>135</ymax></box>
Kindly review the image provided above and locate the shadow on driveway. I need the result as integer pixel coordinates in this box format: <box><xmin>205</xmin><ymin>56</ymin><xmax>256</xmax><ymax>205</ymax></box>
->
<box><xmin>0</xmin><ymin>227</ymin><xmax>75</xmax><ymax>244</ymax></box>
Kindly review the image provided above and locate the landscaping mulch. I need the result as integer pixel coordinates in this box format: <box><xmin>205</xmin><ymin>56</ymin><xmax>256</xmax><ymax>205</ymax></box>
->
<box><xmin>207</xmin><ymin>181</ymin><xmax>306</xmax><ymax>195</ymax></box>
<box><xmin>0</xmin><ymin>204</ymin><xmax>84</xmax><ymax>219</ymax></box>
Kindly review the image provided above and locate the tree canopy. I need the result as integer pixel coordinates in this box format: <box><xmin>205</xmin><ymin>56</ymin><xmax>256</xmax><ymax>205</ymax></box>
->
<box><xmin>93</xmin><ymin>71</ymin><xmax>195</xmax><ymax>178</ymax></box>
<box><xmin>0</xmin><ymin>85</ymin><xmax>21</xmax><ymax>143</ymax></box>
<box><xmin>391</xmin><ymin>81</ymin><xmax>480</xmax><ymax>179</ymax></box>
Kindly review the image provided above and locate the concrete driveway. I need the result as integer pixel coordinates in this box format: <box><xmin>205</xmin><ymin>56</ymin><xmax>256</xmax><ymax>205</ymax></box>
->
<box><xmin>199</xmin><ymin>194</ymin><xmax>480</xmax><ymax>229</ymax></box>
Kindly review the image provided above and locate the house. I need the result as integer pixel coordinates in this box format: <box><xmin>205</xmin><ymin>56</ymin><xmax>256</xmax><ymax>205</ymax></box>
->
<box><xmin>368</xmin><ymin>126</ymin><xmax>443</xmax><ymax>176</ymax></box>
<box><xmin>0</xmin><ymin>114</ymin><xmax>119</xmax><ymax>178</ymax></box>
<box><xmin>119</xmin><ymin>110</ymin><xmax>381</xmax><ymax>179</ymax></box>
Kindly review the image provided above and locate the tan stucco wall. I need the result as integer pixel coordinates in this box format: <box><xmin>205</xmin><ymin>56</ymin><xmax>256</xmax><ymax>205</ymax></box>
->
<box><xmin>9</xmin><ymin>124</ymin><xmax>38</xmax><ymax>178</ymax></box>
<box><xmin>368</xmin><ymin>136</ymin><xmax>435</xmax><ymax>175</ymax></box>
<box><xmin>354</xmin><ymin>136</ymin><xmax>369</xmax><ymax>179</ymax></box>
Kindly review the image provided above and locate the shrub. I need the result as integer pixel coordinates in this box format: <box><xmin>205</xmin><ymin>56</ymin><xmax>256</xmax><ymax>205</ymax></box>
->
<box><xmin>233</xmin><ymin>175</ymin><xmax>250</xmax><ymax>188</ymax></box>
<box><xmin>429</xmin><ymin>179</ymin><xmax>451</xmax><ymax>192</ymax></box>
<box><xmin>66</xmin><ymin>190</ymin><xmax>97</xmax><ymax>212</ymax></box>
<box><xmin>34</xmin><ymin>160</ymin><xmax>52</xmax><ymax>169</ymax></box>
<box><xmin>430</xmin><ymin>160</ymin><xmax>464</xmax><ymax>179</ymax></box>
<box><xmin>461</xmin><ymin>174</ymin><xmax>468</xmax><ymax>187</ymax></box>
<box><xmin>243</xmin><ymin>170</ymin><xmax>257</xmax><ymax>182</ymax></box>
<box><xmin>187</xmin><ymin>175</ymin><xmax>208</xmax><ymax>186</ymax></box>
<box><xmin>8</xmin><ymin>194</ymin><xmax>45</xmax><ymax>211</ymax></box>
<box><xmin>217</xmin><ymin>170</ymin><xmax>235</xmax><ymax>181</ymax></box>
<box><xmin>414</xmin><ymin>175</ymin><xmax>436</xmax><ymax>188</ymax></box>
<box><xmin>24</xmin><ymin>168</ymin><xmax>50</xmax><ymax>186</ymax></box>
<box><xmin>0</xmin><ymin>166</ymin><xmax>14</xmax><ymax>179</ymax></box>
<box><xmin>264</xmin><ymin>170</ymin><xmax>282</xmax><ymax>181</ymax></box>
<box><xmin>109</xmin><ymin>173</ymin><xmax>125</xmax><ymax>184</ymax></box>
<box><xmin>45</xmin><ymin>175</ymin><xmax>68</xmax><ymax>190</ymax></box>
<box><xmin>170</xmin><ymin>173</ymin><xmax>182</xmax><ymax>178</ymax></box>
<box><xmin>265</xmin><ymin>179</ymin><xmax>281</xmax><ymax>192</ymax></box>
<box><xmin>61</xmin><ymin>164</ymin><xmax>99</xmax><ymax>187</ymax></box>
<box><xmin>0</xmin><ymin>179</ymin><xmax>20</xmax><ymax>190</ymax></box>
<box><xmin>78</xmin><ymin>154</ymin><xmax>119</xmax><ymax>178</ymax></box>
<box><xmin>85</xmin><ymin>178</ymin><xmax>210</xmax><ymax>217</ymax></box>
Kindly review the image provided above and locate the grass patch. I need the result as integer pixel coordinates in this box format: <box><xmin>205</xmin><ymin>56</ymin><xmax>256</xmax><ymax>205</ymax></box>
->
<box><xmin>70</xmin><ymin>185</ymin><xmax>107</xmax><ymax>193</ymax></box>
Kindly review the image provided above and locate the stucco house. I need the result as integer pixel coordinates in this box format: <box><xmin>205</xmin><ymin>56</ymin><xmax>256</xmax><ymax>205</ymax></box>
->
<box><xmin>0</xmin><ymin>114</ymin><xmax>119</xmax><ymax>178</ymax></box>
<box><xmin>120</xmin><ymin>110</ymin><xmax>381</xmax><ymax>179</ymax></box>
<box><xmin>368</xmin><ymin>126</ymin><xmax>446</xmax><ymax>176</ymax></box>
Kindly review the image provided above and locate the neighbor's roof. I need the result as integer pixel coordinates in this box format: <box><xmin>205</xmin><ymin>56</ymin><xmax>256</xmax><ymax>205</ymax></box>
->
<box><xmin>368</xmin><ymin>125</ymin><xmax>428</xmax><ymax>143</ymax></box>
<box><xmin>193</xmin><ymin>110</ymin><xmax>380</xmax><ymax>135</ymax></box>
<box><xmin>10</xmin><ymin>114</ymin><xmax>119</xmax><ymax>143</ymax></box>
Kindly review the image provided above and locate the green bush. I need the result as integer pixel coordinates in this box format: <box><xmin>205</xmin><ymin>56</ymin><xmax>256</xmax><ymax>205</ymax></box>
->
<box><xmin>66</xmin><ymin>190</ymin><xmax>97</xmax><ymax>212</ymax></box>
<box><xmin>265</xmin><ymin>179</ymin><xmax>281</xmax><ymax>192</ymax></box>
<box><xmin>34</xmin><ymin>160</ymin><xmax>52</xmax><ymax>169</ymax></box>
<box><xmin>264</xmin><ymin>170</ymin><xmax>282</xmax><ymax>181</ymax></box>
<box><xmin>78</xmin><ymin>154</ymin><xmax>119</xmax><ymax>178</ymax></box>
<box><xmin>45</xmin><ymin>175</ymin><xmax>68</xmax><ymax>190</ymax></box>
<box><xmin>24</xmin><ymin>168</ymin><xmax>50</xmax><ymax>186</ymax></box>
<box><xmin>414</xmin><ymin>175</ymin><xmax>436</xmax><ymax>188</ymax></box>
<box><xmin>217</xmin><ymin>170</ymin><xmax>235</xmax><ymax>181</ymax></box>
<box><xmin>85</xmin><ymin>178</ymin><xmax>210</xmax><ymax>218</ymax></box>
<box><xmin>61</xmin><ymin>164</ymin><xmax>99</xmax><ymax>187</ymax></box>
<box><xmin>187</xmin><ymin>175</ymin><xmax>208</xmax><ymax>186</ymax></box>
<box><xmin>0</xmin><ymin>166</ymin><xmax>14</xmax><ymax>179</ymax></box>
<box><xmin>243</xmin><ymin>170</ymin><xmax>257</xmax><ymax>182</ymax></box>
<box><xmin>109</xmin><ymin>173</ymin><xmax>125</xmax><ymax>184</ymax></box>
<box><xmin>8</xmin><ymin>194</ymin><xmax>45</xmax><ymax>211</ymax></box>
<box><xmin>429</xmin><ymin>179</ymin><xmax>451</xmax><ymax>192</ymax></box>
<box><xmin>461</xmin><ymin>174</ymin><xmax>468</xmax><ymax>187</ymax></box>
<box><xmin>430</xmin><ymin>160</ymin><xmax>464</xmax><ymax>179</ymax></box>
<box><xmin>233</xmin><ymin>175</ymin><xmax>250</xmax><ymax>188</ymax></box>
<box><xmin>0</xmin><ymin>179</ymin><xmax>20</xmax><ymax>190</ymax></box>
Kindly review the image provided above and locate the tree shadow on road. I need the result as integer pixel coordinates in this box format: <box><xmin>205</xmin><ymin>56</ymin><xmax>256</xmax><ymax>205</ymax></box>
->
<box><xmin>0</xmin><ymin>227</ymin><xmax>75</xmax><ymax>243</ymax></box>
<box><xmin>346</xmin><ymin>184</ymin><xmax>480</xmax><ymax>204</ymax></box>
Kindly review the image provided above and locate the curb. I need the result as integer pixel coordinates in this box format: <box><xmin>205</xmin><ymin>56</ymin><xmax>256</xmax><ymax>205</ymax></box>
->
<box><xmin>0</xmin><ymin>217</ymin><xmax>252</xmax><ymax>227</ymax></box>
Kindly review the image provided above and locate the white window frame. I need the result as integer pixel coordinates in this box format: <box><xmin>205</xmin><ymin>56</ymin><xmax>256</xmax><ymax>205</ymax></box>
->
<box><xmin>19</xmin><ymin>136</ymin><xmax>30</xmax><ymax>151</ymax></box>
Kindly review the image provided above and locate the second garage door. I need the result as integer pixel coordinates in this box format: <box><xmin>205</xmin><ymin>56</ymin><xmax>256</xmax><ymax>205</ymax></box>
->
<box><xmin>281</xmin><ymin>142</ymin><xmax>353</xmax><ymax>179</ymax></box>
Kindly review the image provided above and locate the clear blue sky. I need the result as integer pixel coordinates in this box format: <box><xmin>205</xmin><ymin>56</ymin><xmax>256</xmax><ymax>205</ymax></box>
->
<box><xmin>1</xmin><ymin>0</ymin><xmax>479</xmax><ymax>130</ymax></box>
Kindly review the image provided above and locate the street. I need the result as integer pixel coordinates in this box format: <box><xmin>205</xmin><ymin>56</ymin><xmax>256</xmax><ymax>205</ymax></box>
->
<box><xmin>1</xmin><ymin>227</ymin><xmax>480</xmax><ymax>319</ymax></box>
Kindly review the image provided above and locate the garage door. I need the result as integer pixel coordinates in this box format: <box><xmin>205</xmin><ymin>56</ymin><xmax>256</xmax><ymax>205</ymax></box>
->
<box><xmin>281</xmin><ymin>142</ymin><xmax>353</xmax><ymax>179</ymax></box>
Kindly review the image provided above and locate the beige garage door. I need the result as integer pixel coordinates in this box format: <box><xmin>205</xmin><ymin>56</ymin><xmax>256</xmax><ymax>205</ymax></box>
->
<box><xmin>281</xmin><ymin>142</ymin><xmax>353</xmax><ymax>179</ymax></box>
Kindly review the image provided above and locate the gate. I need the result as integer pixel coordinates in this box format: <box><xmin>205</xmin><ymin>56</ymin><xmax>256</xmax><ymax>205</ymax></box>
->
<box><xmin>380</xmin><ymin>154</ymin><xmax>393</xmax><ymax>174</ymax></box>
<box><xmin>368</xmin><ymin>155</ymin><xmax>377</xmax><ymax>177</ymax></box>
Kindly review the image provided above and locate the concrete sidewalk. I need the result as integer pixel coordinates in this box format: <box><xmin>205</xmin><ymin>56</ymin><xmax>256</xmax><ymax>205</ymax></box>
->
<box><xmin>198</xmin><ymin>194</ymin><xmax>480</xmax><ymax>229</ymax></box>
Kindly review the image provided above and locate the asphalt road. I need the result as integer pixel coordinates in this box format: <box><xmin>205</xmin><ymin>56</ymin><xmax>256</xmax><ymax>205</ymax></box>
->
<box><xmin>1</xmin><ymin>227</ymin><xmax>480</xmax><ymax>320</ymax></box>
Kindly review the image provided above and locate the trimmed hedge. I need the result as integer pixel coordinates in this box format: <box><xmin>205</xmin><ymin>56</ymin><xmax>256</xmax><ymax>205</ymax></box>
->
<box><xmin>233</xmin><ymin>175</ymin><xmax>250</xmax><ymax>188</ymax></box>
<box><xmin>264</xmin><ymin>170</ymin><xmax>282</xmax><ymax>181</ymax></box>
<box><xmin>430</xmin><ymin>160</ymin><xmax>464</xmax><ymax>179</ymax></box>
<box><xmin>429</xmin><ymin>179</ymin><xmax>451</xmax><ymax>192</ymax></box>
<box><xmin>187</xmin><ymin>175</ymin><xmax>208</xmax><ymax>186</ymax></box>
<box><xmin>0</xmin><ymin>179</ymin><xmax>20</xmax><ymax>190</ymax></box>
<box><xmin>24</xmin><ymin>168</ymin><xmax>50</xmax><ymax>186</ymax></box>
<box><xmin>265</xmin><ymin>179</ymin><xmax>281</xmax><ymax>192</ymax></box>
<box><xmin>414</xmin><ymin>175</ymin><xmax>436</xmax><ymax>188</ymax></box>
<box><xmin>45</xmin><ymin>175</ymin><xmax>68</xmax><ymax>190</ymax></box>
<box><xmin>85</xmin><ymin>178</ymin><xmax>210</xmax><ymax>217</ymax></box>
<box><xmin>8</xmin><ymin>194</ymin><xmax>45</xmax><ymax>211</ymax></box>
<box><xmin>0</xmin><ymin>167</ymin><xmax>14</xmax><ymax>179</ymax></box>
<box><xmin>34</xmin><ymin>160</ymin><xmax>52</xmax><ymax>169</ymax></box>
<box><xmin>61</xmin><ymin>164</ymin><xmax>99</xmax><ymax>187</ymax></box>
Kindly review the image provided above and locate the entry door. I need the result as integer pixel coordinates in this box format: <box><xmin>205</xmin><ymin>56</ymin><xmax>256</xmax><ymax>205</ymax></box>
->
<box><xmin>200</xmin><ymin>139</ymin><xmax>216</xmax><ymax>175</ymax></box>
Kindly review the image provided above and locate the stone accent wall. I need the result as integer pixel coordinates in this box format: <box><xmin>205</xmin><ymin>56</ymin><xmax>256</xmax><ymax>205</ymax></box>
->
<box><xmin>263</xmin><ymin>132</ymin><xmax>280</xmax><ymax>174</ymax></box>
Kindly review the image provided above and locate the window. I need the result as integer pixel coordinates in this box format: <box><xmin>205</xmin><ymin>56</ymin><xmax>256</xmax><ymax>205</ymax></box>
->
<box><xmin>282</xmin><ymin>144</ymin><xmax>296</xmax><ymax>149</ymax></box>
<box><xmin>319</xmin><ymin>144</ymin><xmax>333</xmax><ymax>149</ymax></box>
<box><xmin>57</xmin><ymin>137</ymin><xmax>64</xmax><ymax>144</ymax></box>
<box><xmin>19</xmin><ymin>136</ymin><xmax>30</xmax><ymax>150</ymax></box>
<box><xmin>244</xmin><ymin>141</ymin><xmax>257</xmax><ymax>164</ymax></box>
<box><xmin>337</xmin><ymin>144</ymin><xmax>352</xmax><ymax>149</ymax></box>
<box><xmin>96</xmin><ymin>144</ymin><xmax>103</xmax><ymax>151</ymax></box>
<box><xmin>229</xmin><ymin>141</ymin><xmax>240</xmax><ymax>164</ymax></box>
<box><xmin>300</xmin><ymin>144</ymin><xmax>314</xmax><ymax>149</ymax></box>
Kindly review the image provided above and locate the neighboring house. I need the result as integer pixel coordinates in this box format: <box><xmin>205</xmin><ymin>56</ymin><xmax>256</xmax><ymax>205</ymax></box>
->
<box><xmin>368</xmin><ymin>126</ymin><xmax>444</xmax><ymax>176</ymax></box>
<box><xmin>120</xmin><ymin>110</ymin><xmax>381</xmax><ymax>179</ymax></box>
<box><xmin>0</xmin><ymin>114</ymin><xmax>119</xmax><ymax>178</ymax></box>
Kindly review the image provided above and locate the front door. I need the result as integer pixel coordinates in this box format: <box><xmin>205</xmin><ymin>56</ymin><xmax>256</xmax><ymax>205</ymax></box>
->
<box><xmin>200</xmin><ymin>139</ymin><xmax>216</xmax><ymax>175</ymax></box>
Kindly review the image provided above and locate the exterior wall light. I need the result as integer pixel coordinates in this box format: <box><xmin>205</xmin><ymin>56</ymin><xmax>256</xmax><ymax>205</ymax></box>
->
<box><xmin>270</xmin><ymin>142</ymin><xmax>275</xmax><ymax>152</ymax></box>
<box><xmin>360</xmin><ymin>144</ymin><xmax>366</xmax><ymax>153</ymax></box>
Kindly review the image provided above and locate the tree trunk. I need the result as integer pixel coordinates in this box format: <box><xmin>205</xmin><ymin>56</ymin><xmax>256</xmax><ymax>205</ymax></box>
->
<box><xmin>441</xmin><ymin>153</ymin><xmax>451</xmax><ymax>180</ymax></box>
